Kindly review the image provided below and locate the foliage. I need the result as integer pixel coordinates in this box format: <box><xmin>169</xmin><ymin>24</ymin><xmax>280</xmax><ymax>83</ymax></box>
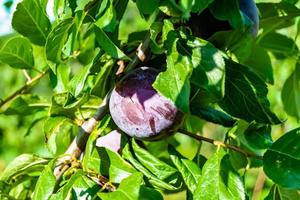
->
<box><xmin>0</xmin><ymin>0</ymin><xmax>300</xmax><ymax>199</ymax></box>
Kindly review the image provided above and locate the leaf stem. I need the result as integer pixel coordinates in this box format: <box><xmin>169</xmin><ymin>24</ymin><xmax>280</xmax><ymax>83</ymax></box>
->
<box><xmin>178</xmin><ymin>129</ymin><xmax>263</xmax><ymax>160</ymax></box>
<box><xmin>0</xmin><ymin>70</ymin><xmax>49</xmax><ymax>109</ymax></box>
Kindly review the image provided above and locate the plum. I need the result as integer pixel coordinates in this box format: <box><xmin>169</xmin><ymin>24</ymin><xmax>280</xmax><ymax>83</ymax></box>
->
<box><xmin>96</xmin><ymin>130</ymin><xmax>123</xmax><ymax>153</ymax></box>
<box><xmin>239</xmin><ymin>0</ymin><xmax>259</xmax><ymax>37</ymax></box>
<box><xmin>109</xmin><ymin>67</ymin><xmax>183</xmax><ymax>140</ymax></box>
<box><xmin>188</xmin><ymin>0</ymin><xmax>259</xmax><ymax>38</ymax></box>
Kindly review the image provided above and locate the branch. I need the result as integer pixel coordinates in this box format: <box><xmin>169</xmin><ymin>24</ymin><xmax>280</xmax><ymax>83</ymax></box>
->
<box><xmin>124</xmin><ymin>33</ymin><xmax>151</xmax><ymax>73</ymax></box>
<box><xmin>86</xmin><ymin>172</ymin><xmax>116</xmax><ymax>192</ymax></box>
<box><xmin>54</xmin><ymin>93</ymin><xmax>111</xmax><ymax>181</ymax></box>
<box><xmin>252</xmin><ymin>169</ymin><xmax>266</xmax><ymax>200</ymax></box>
<box><xmin>179</xmin><ymin>129</ymin><xmax>263</xmax><ymax>160</ymax></box>
<box><xmin>0</xmin><ymin>70</ymin><xmax>49</xmax><ymax>109</ymax></box>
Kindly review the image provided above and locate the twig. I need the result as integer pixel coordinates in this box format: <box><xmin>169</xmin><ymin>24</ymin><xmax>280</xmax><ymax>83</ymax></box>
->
<box><xmin>179</xmin><ymin>129</ymin><xmax>263</xmax><ymax>160</ymax></box>
<box><xmin>0</xmin><ymin>70</ymin><xmax>49</xmax><ymax>109</ymax></box>
<box><xmin>124</xmin><ymin>33</ymin><xmax>151</xmax><ymax>73</ymax></box>
<box><xmin>54</xmin><ymin>93</ymin><xmax>111</xmax><ymax>181</ymax></box>
<box><xmin>22</xmin><ymin>70</ymin><xmax>32</xmax><ymax>81</ymax></box>
<box><xmin>252</xmin><ymin>169</ymin><xmax>266</xmax><ymax>200</ymax></box>
<box><xmin>86</xmin><ymin>172</ymin><xmax>116</xmax><ymax>192</ymax></box>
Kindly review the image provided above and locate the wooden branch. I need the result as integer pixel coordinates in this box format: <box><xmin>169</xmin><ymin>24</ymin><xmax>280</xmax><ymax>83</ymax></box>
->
<box><xmin>54</xmin><ymin>93</ymin><xmax>111</xmax><ymax>181</ymax></box>
<box><xmin>22</xmin><ymin>70</ymin><xmax>32</xmax><ymax>81</ymax></box>
<box><xmin>252</xmin><ymin>169</ymin><xmax>266</xmax><ymax>200</ymax></box>
<box><xmin>0</xmin><ymin>70</ymin><xmax>49</xmax><ymax>109</ymax></box>
<box><xmin>86</xmin><ymin>172</ymin><xmax>116</xmax><ymax>192</ymax></box>
<box><xmin>124</xmin><ymin>33</ymin><xmax>151</xmax><ymax>73</ymax></box>
<box><xmin>179</xmin><ymin>129</ymin><xmax>263</xmax><ymax>160</ymax></box>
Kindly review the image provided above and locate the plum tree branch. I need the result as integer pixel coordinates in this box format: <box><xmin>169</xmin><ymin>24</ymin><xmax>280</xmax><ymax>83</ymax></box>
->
<box><xmin>179</xmin><ymin>129</ymin><xmax>263</xmax><ymax>160</ymax></box>
<box><xmin>0</xmin><ymin>70</ymin><xmax>49</xmax><ymax>109</ymax></box>
<box><xmin>54</xmin><ymin>93</ymin><xmax>111</xmax><ymax>181</ymax></box>
<box><xmin>124</xmin><ymin>33</ymin><xmax>151</xmax><ymax>73</ymax></box>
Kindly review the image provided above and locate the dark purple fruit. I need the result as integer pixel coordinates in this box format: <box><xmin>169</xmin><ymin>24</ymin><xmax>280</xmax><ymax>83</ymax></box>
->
<box><xmin>109</xmin><ymin>67</ymin><xmax>182</xmax><ymax>140</ymax></box>
<box><xmin>188</xmin><ymin>0</ymin><xmax>259</xmax><ymax>39</ymax></box>
<box><xmin>239</xmin><ymin>0</ymin><xmax>259</xmax><ymax>37</ymax></box>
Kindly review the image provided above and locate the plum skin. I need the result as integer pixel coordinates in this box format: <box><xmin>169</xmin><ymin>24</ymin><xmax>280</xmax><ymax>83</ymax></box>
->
<box><xmin>239</xmin><ymin>0</ymin><xmax>259</xmax><ymax>37</ymax></box>
<box><xmin>96</xmin><ymin>130</ymin><xmax>123</xmax><ymax>153</ymax></box>
<box><xmin>109</xmin><ymin>67</ymin><xmax>183</xmax><ymax>140</ymax></box>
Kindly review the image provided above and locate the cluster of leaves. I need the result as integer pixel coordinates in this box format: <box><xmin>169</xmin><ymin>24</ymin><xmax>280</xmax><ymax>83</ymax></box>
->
<box><xmin>0</xmin><ymin>0</ymin><xmax>300</xmax><ymax>199</ymax></box>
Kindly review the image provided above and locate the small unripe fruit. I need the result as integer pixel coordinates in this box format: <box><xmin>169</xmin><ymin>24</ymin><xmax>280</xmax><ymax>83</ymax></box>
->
<box><xmin>109</xmin><ymin>67</ymin><xmax>182</xmax><ymax>140</ymax></box>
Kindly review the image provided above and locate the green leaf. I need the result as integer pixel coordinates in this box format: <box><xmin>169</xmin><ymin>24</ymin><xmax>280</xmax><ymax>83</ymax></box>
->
<box><xmin>12</xmin><ymin>0</ymin><xmax>51</xmax><ymax>45</ymax></box>
<box><xmin>194</xmin><ymin>150</ymin><xmax>245</xmax><ymax>200</ymax></box>
<box><xmin>263</xmin><ymin>127</ymin><xmax>300</xmax><ymax>189</ymax></box>
<box><xmin>49</xmin><ymin>170</ymin><xmax>84</xmax><ymax>200</ymax></box>
<box><xmin>136</xmin><ymin>0</ymin><xmax>159</xmax><ymax>15</ymax></box>
<box><xmin>219</xmin><ymin>60</ymin><xmax>281</xmax><ymax>124</ymax></box>
<box><xmin>257</xmin><ymin>2</ymin><xmax>300</xmax><ymax>33</ymax></box>
<box><xmin>132</xmin><ymin>139</ymin><xmax>177</xmax><ymax>180</ymax></box>
<box><xmin>33</xmin><ymin>163</ymin><xmax>56</xmax><ymax>200</ymax></box>
<box><xmin>94</xmin><ymin>25</ymin><xmax>130</xmax><ymax>60</ymax></box>
<box><xmin>4</xmin><ymin>95</ymin><xmax>48</xmax><ymax>116</ymax></box>
<box><xmin>159</xmin><ymin>0</ymin><xmax>183</xmax><ymax>17</ymax></box>
<box><xmin>76</xmin><ymin>0</ymin><xmax>93</xmax><ymax>11</ymax></box>
<box><xmin>69</xmin><ymin>64</ymin><xmax>93</xmax><ymax>97</ymax></box>
<box><xmin>191</xmin><ymin>0</ymin><xmax>214</xmax><ymax>13</ymax></box>
<box><xmin>244</xmin><ymin>44</ymin><xmax>274</xmax><ymax>84</ymax></box>
<box><xmin>44</xmin><ymin>117</ymin><xmax>73</xmax><ymax>155</ymax></box>
<box><xmin>91</xmin><ymin>58</ymin><xmax>114</xmax><ymax>97</ymax></box>
<box><xmin>0</xmin><ymin>37</ymin><xmax>34</xmax><ymax>69</ymax></box>
<box><xmin>190</xmin><ymin>106</ymin><xmax>236</xmax><ymax>127</ymax></box>
<box><xmin>82</xmin><ymin>115</ymin><xmax>112</xmax><ymax>168</ymax></box>
<box><xmin>168</xmin><ymin>145</ymin><xmax>201</xmax><ymax>193</ymax></box>
<box><xmin>72</xmin><ymin>174</ymin><xmax>99</xmax><ymax>199</ymax></box>
<box><xmin>45</xmin><ymin>18</ymin><xmax>74</xmax><ymax>63</ymax></box>
<box><xmin>281</xmin><ymin>64</ymin><xmax>300</xmax><ymax>120</ymax></box>
<box><xmin>265</xmin><ymin>184</ymin><xmax>300</xmax><ymax>200</ymax></box>
<box><xmin>84</xmin><ymin>146</ymin><xmax>136</xmax><ymax>183</ymax></box>
<box><xmin>122</xmin><ymin>144</ymin><xmax>181</xmax><ymax>191</ymax></box>
<box><xmin>51</xmin><ymin>64</ymin><xmax>71</xmax><ymax>93</ymax></box>
<box><xmin>98</xmin><ymin>173</ymin><xmax>143</xmax><ymax>200</ymax></box>
<box><xmin>209</xmin><ymin>0</ymin><xmax>244</xmax><ymax>29</ymax></box>
<box><xmin>188</xmin><ymin>37</ymin><xmax>226</xmax><ymax>100</ymax></box>
<box><xmin>0</xmin><ymin>154</ymin><xmax>48</xmax><ymax>183</ymax></box>
<box><xmin>49</xmin><ymin>92</ymin><xmax>88</xmax><ymax>119</ymax></box>
<box><xmin>98</xmin><ymin>173</ymin><xmax>163</xmax><ymax>200</ymax></box>
<box><xmin>258</xmin><ymin>32</ymin><xmax>298</xmax><ymax>57</ymax></box>
<box><xmin>156</xmin><ymin>30</ymin><xmax>225</xmax><ymax>107</ymax></box>
<box><xmin>242</xmin><ymin>123</ymin><xmax>272</xmax><ymax>150</ymax></box>
<box><xmin>95</xmin><ymin>0</ymin><xmax>118</xmax><ymax>32</ymax></box>
<box><xmin>153</xmin><ymin>37</ymin><xmax>192</xmax><ymax>113</ymax></box>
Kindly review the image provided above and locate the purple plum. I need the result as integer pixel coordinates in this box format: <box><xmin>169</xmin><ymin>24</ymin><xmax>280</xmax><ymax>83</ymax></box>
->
<box><xmin>109</xmin><ymin>67</ymin><xmax>183</xmax><ymax>140</ymax></box>
<box><xmin>187</xmin><ymin>0</ymin><xmax>259</xmax><ymax>39</ymax></box>
<box><xmin>96</xmin><ymin>130</ymin><xmax>122</xmax><ymax>153</ymax></box>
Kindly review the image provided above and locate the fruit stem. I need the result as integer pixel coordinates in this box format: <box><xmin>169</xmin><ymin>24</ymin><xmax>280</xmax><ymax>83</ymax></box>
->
<box><xmin>0</xmin><ymin>70</ymin><xmax>49</xmax><ymax>109</ymax></box>
<box><xmin>178</xmin><ymin>129</ymin><xmax>263</xmax><ymax>160</ymax></box>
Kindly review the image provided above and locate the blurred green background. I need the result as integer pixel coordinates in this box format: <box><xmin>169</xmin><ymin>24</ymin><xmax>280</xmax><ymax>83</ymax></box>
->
<box><xmin>0</xmin><ymin>0</ymin><xmax>299</xmax><ymax>199</ymax></box>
